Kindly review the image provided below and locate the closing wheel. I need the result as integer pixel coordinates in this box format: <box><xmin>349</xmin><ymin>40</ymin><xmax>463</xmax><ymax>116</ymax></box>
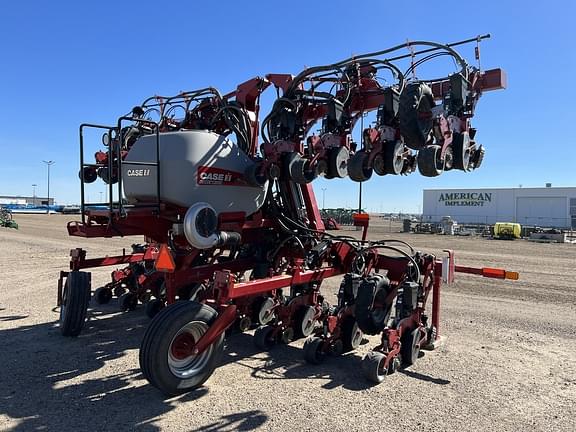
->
<box><xmin>119</xmin><ymin>292</ymin><xmax>138</xmax><ymax>311</ymax></box>
<box><xmin>257</xmin><ymin>297</ymin><xmax>276</xmax><ymax>325</ymax></box>
<box><xmin>97</xmin><ymin>166</ymin><xmax>118</xmax><ymax>185</ymax></box>
<box><xmin>139</xmin><ymin>301</ymin><xmax>224</xmax><ymax>396</ymax></box>
<box><xmin>417</xmin><ymin>145</ymin><xmax>445</xmax><ymax>177</ymax></box>
<box><xmin>341</xmin><ymin>316</ymin><xmax>363</xmax><ymax>352</ymax></box>
<box><xmin>289</xmin><ymin>157</ymin><xmax>317</xmax><ymax>184</ymax></box>
<box><xmin>303</xmin><ymin>337</ymin><xmax>327</xmax><ymax>364</ymax></box>
<box><xmin>380</xmin><ymin>140</ymin><xmax>405</xmax><ymax>175</ymax></box>
<box><xmin>93</xmin><ymin>287</ymin><xmax>112</xmax><ymax>305</ymax></box>
<box><xmin>145</xmin><ymin>298</ymin><xmax>165</xmax><ymax>319</ymax></box>
<box><xmin>362</xmin><ymin>351</ymin><xmax>387</xmax><ymax>383</ymax></box>
<box><xmin>293</xmin><ymin>305</ymin><xmax>316</xmax><ymax>338</ymax></box>
<box><xmin>347</xmin><ymin>150</ymin><xmax>373</xmax><ymax>182</ymax></box>
<box><xmin>452</xmin><ymin>132</ymin><xmax>472</xmax><ymax>171</ymax></box>
<box><xmin>400</xmin><ymin>328</ymin><xmax>421</xmax><ymax>367</ymax></box>
<box><xmin>254</xmin><ymin>325</ymin><xmax>277</xmax><ymax>350</ymax></box>
<box><xmin>60</xmin><ymin>271</ymin><xmax>91</xmax><ymax>337</ymax></box>
<box><xmin>79</xmin><ymin>166</ymin><xmax>97</xmax><ymax>184</ymax></box>
<box><xmin>399</xmin><ymin>82</ymin><xmax>435</xmax><ymax>150</ymax></box>
<box><xmin>327</xmin><ymin>147</ymin><xmax>350</xmax><ymax>178</ymax></box>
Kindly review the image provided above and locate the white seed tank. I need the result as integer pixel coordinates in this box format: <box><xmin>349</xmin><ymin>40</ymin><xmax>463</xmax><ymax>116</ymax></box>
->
<box><xmin>122</xmin><ymin>130</ymin><xmax>268</xmax><ymax>215</ymax></box>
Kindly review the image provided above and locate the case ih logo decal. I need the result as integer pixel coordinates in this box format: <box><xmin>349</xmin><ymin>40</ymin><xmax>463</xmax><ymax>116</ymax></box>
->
<box><xmin>197</xmin><ymin>166</ymin><xmax>247</xmax><ymax>186</ymax></box>
<box><xmin>127</xmin><ymin>169</ymin><xmax>151</xmax><ymax>177</ymax></box>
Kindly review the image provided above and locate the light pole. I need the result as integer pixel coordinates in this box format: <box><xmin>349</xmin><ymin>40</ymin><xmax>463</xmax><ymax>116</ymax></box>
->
<box><xmin>321</xmin><ymin>188</ymin><xmax>327</xmax><ymax>210</ymax></box>
<box><xmin>32</xmin><ymin>184</ymin><xmax>37</xmax><ymax>206</ymax></box>
<box><xmin>100</xmin><ymin>191</ymin><xmax>103</xmax><ymax>203</ymax></box>
<box><xmin>42</xmin><ymin>160</ymin><xmax>55</xmax><ymax>214</ymax></box>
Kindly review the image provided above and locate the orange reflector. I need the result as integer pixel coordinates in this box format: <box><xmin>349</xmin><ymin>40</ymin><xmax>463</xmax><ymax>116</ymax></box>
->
<box><xmin>482</xmin><ymin>267</ymin><xmax>506</xmax><ymax>279</ymax></box>
<box><xmin>505</xmin><ymin>271</ymin><xmax>519</xmax><ymax>280</ymax></box>
<box><xmin>353</xmin><ymin>213</ymin><xmax>370</xmax><ymax>221</ymax></box>
<box><xmin>155</xmin><ymin>243</ymin><xmax>176</xmax><ymax>273</ymax></box>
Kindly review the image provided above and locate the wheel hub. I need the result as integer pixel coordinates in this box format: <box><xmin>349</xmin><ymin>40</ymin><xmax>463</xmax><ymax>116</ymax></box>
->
<box><xmin>170</xmin><ymin>332</ymin><xmax>197</xmax><ymax>360</ymax></box>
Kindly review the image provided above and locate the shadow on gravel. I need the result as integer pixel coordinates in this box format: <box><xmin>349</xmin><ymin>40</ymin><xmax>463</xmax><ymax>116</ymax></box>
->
<box><xmin>0</xmin><ymin>301</ymin><xmax>446</xmax><ymax>431</ymax></box>
<box><xmin>195</xmin><ymin>410</ymin><xmax>268</xmax><ymax>431</ymax></box>
<box><xmin>222</xmin><ymin>333</ymin><xmax>375</xmax><ymax>391</ymax></box>
<box><xmin>0</xmin><ymin>304</ymin><xmax>212</xmax><ymax>431</ymax></box>
<box><xmin>398</xmin><ymin>369</ymin><xmax>450</xmax><ymax>385</ymax></box>
<box><xmin>0</xmin><ymin>314</ymin><xmax>29</xmax><ymax>321</ymax></box>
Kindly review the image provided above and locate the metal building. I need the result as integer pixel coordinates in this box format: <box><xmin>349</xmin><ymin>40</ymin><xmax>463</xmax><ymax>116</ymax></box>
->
<box><xmin>0</xmin><ymin>195</ymin><xmax>54</xmax><ymax>206</ymax></box>
<box><xmin>422</xmin><ymin>186</ymin><xmax>576</xmax><ymax>228</ymax></box>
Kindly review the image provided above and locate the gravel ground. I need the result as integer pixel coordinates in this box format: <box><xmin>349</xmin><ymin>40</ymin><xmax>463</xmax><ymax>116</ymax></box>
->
<box><xmin>0</xmin><ymin>215</ymin><xmax>575</xmax><ymax>431</ymax></box>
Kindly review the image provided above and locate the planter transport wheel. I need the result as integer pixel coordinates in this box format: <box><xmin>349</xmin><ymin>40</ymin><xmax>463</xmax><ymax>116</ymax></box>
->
<box><xmin>139</xmin><ymin>301</ymin><xmax>224</xmax><ymax>396</ymax></box>
<box><xmin>60</xmin><ymin>271</ymin><xmax>91</xmax><ymax>337</ymax></box>
<box><xmin>93</xmin><ymin>287</ymin><xmax>112</xmax><ymax>305</ymax></box>
<box><xmin>303</xmin><ymin>337</ymin><xmax>326</xmax><ymax>364</ymax></box>
<box><xmin>417</xmin><ymin>145</ymin><xmax>444</xmax><ymax>177</ymax></box>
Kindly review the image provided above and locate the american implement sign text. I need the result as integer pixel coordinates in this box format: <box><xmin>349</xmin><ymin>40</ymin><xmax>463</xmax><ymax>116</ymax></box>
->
<box><xmin>439</xmin><ymin>192</ymin><xmax>492</xmax><ymax>207</ymax></box>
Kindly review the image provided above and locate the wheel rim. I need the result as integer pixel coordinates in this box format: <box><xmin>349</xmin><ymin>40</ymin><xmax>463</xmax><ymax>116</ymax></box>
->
<box><xmin>351</xmin><ymin>324</ymin><xmax>363</xmax><ymax>349</ymax></box>
<box><xmin>300</xmin><ymin>307</ymin><xmax>316</xmax><ymax>336</ymax></box>
<box><xmin>258</xmin><ymin>298</ymin><xmax>275</xmax><ymax>324</ymax></box>
<box><xmin>167</xmin><ymin>321</ymin><xmax>213</xmax><ymax>379</ymax></box>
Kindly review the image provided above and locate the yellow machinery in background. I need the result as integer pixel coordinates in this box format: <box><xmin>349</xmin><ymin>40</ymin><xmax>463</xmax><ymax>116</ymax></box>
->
<box><xmin>493</xmin><ymin>222</ymin><xmax>521</xmax><ymax>239</ymax></box>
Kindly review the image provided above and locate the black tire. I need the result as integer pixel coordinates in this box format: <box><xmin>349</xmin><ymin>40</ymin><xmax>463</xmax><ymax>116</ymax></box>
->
<box><xmin>79</xmin><ymin>167</ymin><xmax>97</xmax><ymax>184</ymax></box>
<box><xmin>93</xmin><ymin>287</ymin><xmax>112</xmax><ymax>305</ymax></box>
<box><xmin>327</xmin><ymin>147</ymin><xmax>349</xmax><ymax>178</ymax></box>
<box><xmin>382</xmin><ymin>140</ymin><xmax>405</xmax><ymax>175</ymax></box>
<box><xmin>355</xmin><ymin>275</ymin><xmax>391</xmax><ymax>335</ymax></box>
<box><xmin>347</xmin><ymin>150</ymin><xmax>373</xmax><ymax>182</ymax></box>
<box><xmin>60</xmin><ymin>271</ymin><xmax>91</xmax><ymax>337</ymax></box>
<box><xmin>303</xmin><ymin>337</ymin><xmax>326</xmax><ymax>365</ymax></box>
<box><xmin>452</xmin><ymin>132</ymin><xmax>472</xmax><ymax>171</ymax></box>
<box><xmin>139</xmin><ymin>301</ymin><xmax>223</xmax><ymax>396</ymax></box>
<box><xmin>145</xmin><ymin>298</ymin><xmax>165</xmax><ymax>319</ymax></box>
<box><xmin>289</xmin><ymin>157</ymin><xmax>317</xmax><ymax>184</ymax></box>
<box><xmin>254</xmin><ymin>325</ymin><xmax>277</xmax><ymax>350</ymax></box>
<box><xmin>293</xmin><ymin>305</ymin><xmax>316</xmax><ymax>338</ymax></box>
<box><xmin>399</xmin><ymin>82</ymin><xmax>435</xmax><ymax>150</ymax></box>
<box><xmin>341</xmin><ymin>316</ymin><xmax>363</xmax><ymax>352</ymax></box>
<box><xmin>119</xmin><ymin>292</ymin><xmax>138</xmax><ymax>311</ymax></box>
<box><xmin>417</xmin><ymin>145</ymin><xmax>444</xmax><ymax>177</ymax></box>
<box><xmin>400</xmin><ymin>328</ymin><xmax>421</xmax><ymax>367</ymax></box>
<box><xmin>362</xmin><ymin>351</ymin><xmax>387</xmax><ymax>383</ymax></box>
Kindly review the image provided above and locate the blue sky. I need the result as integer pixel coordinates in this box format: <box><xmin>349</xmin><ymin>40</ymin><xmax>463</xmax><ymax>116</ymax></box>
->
<box><xmin>1</xmin><ymin>1</ymin><xmax>574</xmax><ymax>211</ymax></box>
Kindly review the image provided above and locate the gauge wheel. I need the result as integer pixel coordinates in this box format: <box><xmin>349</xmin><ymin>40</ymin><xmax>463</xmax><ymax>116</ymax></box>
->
<box><xmin>93</xmin><ymin>287</ymin><xmax>112</xmax><ymax>305</ymax></box>
<box><xmin>303</xmin><ymin>337</ymin><xmax>327</xmax><ymax>364</ymax></box>
<box><xmin>347</xmin><ymin>150</ymin><xmax>373</xmax><ymax>182</ymax></box>
<box><xmin>417</xmin><ymin>145</ymin><xmax>445</xmax><ymax>177</ymax></box>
